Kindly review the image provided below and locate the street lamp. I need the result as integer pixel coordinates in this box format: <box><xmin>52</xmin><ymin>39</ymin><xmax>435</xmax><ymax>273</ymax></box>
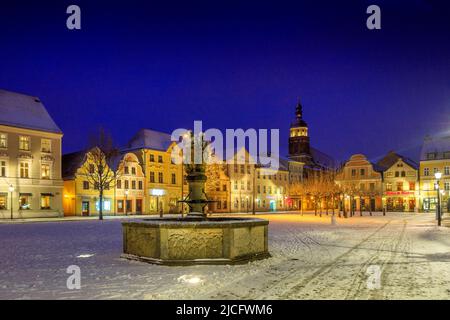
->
<box><xmin>435</xmin><ymin>172</ymin><xmax>442</xmax><ymax>226</ymax></box>
<box><xmin>124</xmin><ymin>189</ymin><xmax>129</xmax><ymax>216</ymax></box>
<box><xmin>8</xmin><ymin>185</ymin><xmax>14</xmax><ymax>220</ymax></box>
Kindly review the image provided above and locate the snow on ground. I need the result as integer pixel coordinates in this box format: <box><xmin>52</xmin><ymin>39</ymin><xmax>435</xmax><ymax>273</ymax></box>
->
<box><xmin>1</xmin><ymin>212</ymin><xmax>450</xmax><ymax>300</ymax></box>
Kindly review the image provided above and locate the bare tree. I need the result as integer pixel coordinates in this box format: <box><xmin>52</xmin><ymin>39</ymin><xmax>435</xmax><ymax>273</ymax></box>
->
<box><xmin>78</xmin><ymin>128</ymin><xmax>120</xmax><ymax>220</ymax></box>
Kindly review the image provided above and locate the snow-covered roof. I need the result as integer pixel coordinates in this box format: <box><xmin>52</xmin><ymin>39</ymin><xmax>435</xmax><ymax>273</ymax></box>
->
<box><xmin>376</xmin><ymin>151</ymin><xmax>418</xmax><ymax>171</ymax></box>
<box><xmin>0</xmin><ymin>89</ymin><xmax>62</xmax><ymax>134</ymax></box>
<box><xmin>420</xmin><ymin>135</ymin><xmax>450</xmax><ymax>161</ymax></box>
<box><xmin>126</xmin><ymin>129</ymin><xmax>174</xmax><ymax>152</ymax></box>
<box><xmin>310</xmin><ymin>147</ymin><xmax>337</xmax><ymax>169</ymax></box>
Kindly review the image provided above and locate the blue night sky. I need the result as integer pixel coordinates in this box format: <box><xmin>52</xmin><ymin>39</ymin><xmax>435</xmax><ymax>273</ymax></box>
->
<box><xmin>1</xmin><ymin>0</ymin><xmax>450</xmax><ymax>162</ymax></box>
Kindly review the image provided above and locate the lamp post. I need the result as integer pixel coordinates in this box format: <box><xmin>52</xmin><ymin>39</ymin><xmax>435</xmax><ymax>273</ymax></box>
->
<box><xmin>435</xmin><ymin>172</ymin><xmax>442</xmax><ymax>226</ymax></box>
<box><xmin>124</xmin><ymin>189</ymin><xmax>129</xmax><ymax>216</ymax></box>
<box><xmin>9</xmin><ymin>184</ymin><xmax>14</xmax><ymax>220</ymax></box>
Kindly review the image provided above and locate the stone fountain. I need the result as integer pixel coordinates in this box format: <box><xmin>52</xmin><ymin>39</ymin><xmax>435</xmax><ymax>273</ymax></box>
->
<box><xmin>121</xmin><ymin>132</ymin><xmax>270</xmax><ymax>265</ymax></box>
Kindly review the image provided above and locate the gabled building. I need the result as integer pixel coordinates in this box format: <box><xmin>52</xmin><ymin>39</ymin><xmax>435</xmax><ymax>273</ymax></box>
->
<box><xmin>376</xmin><ymin>151</ymin><xmax>419</xmax><ymax>212</ymax></box>
<box><xmin>419</xmin><ymin>135</ymin><xmax>450</xmax><ymax>213</ymax></box>
<box><xmin>0</xmin><ymin>89</ymin><xmax>63</xmax><ymax>218</ymax></box>
<box><xmin>125</xmin><ymin>129</ymin><xmax>183</xmax><ymax>214</ymax></box>
<box><xmin>62</xmin><ymin>149</ymin><xmax>146</xmax><ymax>216</ymax></box>
<box><xmin>335</xmin><ymin>154</ymin><xmax>383</xmax><ymax>212</ymax></box>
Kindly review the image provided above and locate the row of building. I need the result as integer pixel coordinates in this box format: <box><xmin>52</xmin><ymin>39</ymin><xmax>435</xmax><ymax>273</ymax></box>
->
<box><xmin>336</xmin><ymin>136</ymin><xmax>450</xmax><ymax>213</ymax></box>
<box><xmin>1</xmin><ymin>88</ymin><xmax>448</xmax><ymax>218</ymax></box>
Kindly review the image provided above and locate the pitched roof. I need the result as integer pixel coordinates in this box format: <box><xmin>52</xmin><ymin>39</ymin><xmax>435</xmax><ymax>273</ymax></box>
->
<box><xmin>420</xmin><ymin>135</ymin><xmax>450</xmax><ymax>161</ymax></box>
<box><xmin>376</xmin><ymin>151</ymin><xmax>419</xmax><ymax>171</ymax></box>
<box><xmin>126</xmin><ymin>128</ymin><xmax>174</xmax><ymax>152</ymax></box>
<box><xmin>0</xmin><ymin>89</ymin><xmax>62</xmax><ymax>134</ymax></box>
<box><xmin>310</xmin><ymin>147</ymin><xmax>337</xmax><ymax>169</ymax></box>
<box><xmin>62</xmin><ymin>151</ymin><xmax>86</xmax><ymax>180</ymax></box>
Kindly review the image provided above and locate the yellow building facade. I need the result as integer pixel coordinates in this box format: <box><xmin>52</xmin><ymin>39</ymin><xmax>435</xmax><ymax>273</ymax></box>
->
<box><xmin>419</xmin><ymin>135</ymin><xmax>450</xmax><ymax>213</ymax></box>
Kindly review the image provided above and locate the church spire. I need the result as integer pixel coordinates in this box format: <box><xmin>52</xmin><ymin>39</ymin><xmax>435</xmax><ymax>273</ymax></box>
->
<box><xmin>296</xmin><ymin>98</ymin><xmax>303</xmax><ymax>120</ymax></box>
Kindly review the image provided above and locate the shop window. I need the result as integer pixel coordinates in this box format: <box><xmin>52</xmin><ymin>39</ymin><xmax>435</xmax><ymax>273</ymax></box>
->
<box><xmin>96</xmin><ymin>200</ymin><xmax>111</xmax><ymax>211</ymax></box>
<box><xmin>0</xmin><ymin>194</ymin><xmax>7</xmax><ymax>210</ymax></box>
<box><xmin>41</xmin><ymin>195</ymin><xmax>51</xmax><ymax>209</ymax></box>
<box><xmin>19</xmin><ymin>194</ymin><xmax>31</xmax><ymax>210</ymax></box>
<box><xmin>117</xmin><ymin>200</ymin><xmax>124</xmax><ymax>213</ymax></box>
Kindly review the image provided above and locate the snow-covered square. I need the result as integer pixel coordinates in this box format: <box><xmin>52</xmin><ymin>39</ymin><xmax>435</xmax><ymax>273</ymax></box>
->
<box><xmin>1</xmin><ymin>213</ymin><xmax>450</xmax><ymax>300</ymax></box>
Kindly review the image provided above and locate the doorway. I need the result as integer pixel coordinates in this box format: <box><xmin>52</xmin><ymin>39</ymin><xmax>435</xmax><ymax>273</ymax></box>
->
<box><xmin>136</xmin><ymin>199</ymin><xmax>142</xmax><ymax>214</ymax></box>
<box><xmin>81</xmin><ymin>201</ymin><xmax>90</xmax><ymax>216</ymax></box>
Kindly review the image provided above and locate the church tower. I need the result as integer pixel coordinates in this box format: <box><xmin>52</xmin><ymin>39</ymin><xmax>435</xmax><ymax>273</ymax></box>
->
<box><xmin>288</xmin><ymin>99</ymin><xmax>312</xmax><ymax>164</ymax></box>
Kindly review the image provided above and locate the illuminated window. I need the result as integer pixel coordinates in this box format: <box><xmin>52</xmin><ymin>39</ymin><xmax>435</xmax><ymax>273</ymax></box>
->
<box><xmin>0</xmin><ymin>194</ymin><xmax>7</xmax><ymax>210</ymax></box>
<box><xmin>386</xmin><ymin>183</ymin><xmax>392</xmax><ymax>191</ymax></box>
<box><xmin>96</xmin><ymin>200</ymin><xmax>111</xmax><ymax>211</ymax></box>
<box><xmin>0</xmin><ymin>133</ymin><xmax>7</xmax><ymax>148</ymax></box>
<box><xmin>41</xmin><ymin>195</ymin><xmax>51</xmax><ymax>209</ymax></box>
<box><xmin>409</xmin><ymin>182</ymin><xmax>415</xmax><ymax>191</ymax></box>
<box><xmin>41</xmin><ymin>139</ymin><xmax>51</xmax><ymax>153</ymax></box>
<box><xmin>19</xmin><ymin>136</ymin><xmax>30</xmax><ymax>151</ymax></box>
<box><xmin>117</xmin><ymin>200</ymin><xmax>124</xmax><ymax>212</ymax></box>
<box><xmin>19</xmin><ymin>194</ymin><xmax>31</xmax><ymax>210</ymax></box>
<box><xmin>19</xmin><ymin>162</ymin><xmax>30</xmax><ymax>178</ymax></box>
<box><xmin>397</xmin><ymin>182</ymin><xmax>403</xmax><ymax>191</ymax></box>
<box><xmin>41</xmin><ymin>164</ymin><xmax>50</xmax><ymax>179</ymax></box>
<box><xmin>0</xmin><ymin>160</ymin><xmax>6</xmax><ymax>177</ymax></box>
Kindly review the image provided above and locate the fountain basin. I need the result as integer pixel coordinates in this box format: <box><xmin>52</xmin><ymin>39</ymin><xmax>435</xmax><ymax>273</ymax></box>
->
<box><xmin>121</xmin><ymin>217</ymin><xmax>269</xmax><ymax>265</ymax></box>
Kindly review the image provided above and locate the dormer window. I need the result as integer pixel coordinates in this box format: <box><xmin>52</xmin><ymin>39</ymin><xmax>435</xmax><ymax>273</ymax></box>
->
<box><xmin>427</xmin><ymin>152</ymin><xmax>436</xmax><ymax>160</ymax></box>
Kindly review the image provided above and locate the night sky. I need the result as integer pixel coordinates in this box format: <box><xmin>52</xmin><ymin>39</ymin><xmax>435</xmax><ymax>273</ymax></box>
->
<box><xmin>1</xmin><ymin>0</ymin><xmax>450</xmax><ymax>162</ymax></box>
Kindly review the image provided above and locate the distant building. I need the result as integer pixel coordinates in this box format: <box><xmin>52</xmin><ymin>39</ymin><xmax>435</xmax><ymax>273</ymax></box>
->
<box><xmin>419</xmin><ymin>135</ymin><xmax>450</xmax><ymax>213</ymax></box>
<box><xmin>376</xmin><ymin>151</ymin><xmax>419</xmax><ymax>212</ymax></box>
<box><xmin>288</xmin><ymin>100</ymin><xmax>336</xmax><ymax>176</ymax></box>
<box><xmin>0</xmin><ymin>89</ymin><xmax>63</xmax><ymax>219</ymax></box>
<box><xmin>335</xmin><ymin>154</ymin><xmax>383</xmax><ymax>212</ymax></box>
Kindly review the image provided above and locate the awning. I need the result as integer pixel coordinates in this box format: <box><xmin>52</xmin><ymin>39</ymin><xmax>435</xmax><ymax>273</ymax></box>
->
<box><xmin>19</xmin><ymin>193</ymin><xmax>32</xmax><ymax>196</ymax></box>
<box><xmin>41</xmin><ymin>193</ymin><xmax>54</xmax><ymax>197</ymax></box>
